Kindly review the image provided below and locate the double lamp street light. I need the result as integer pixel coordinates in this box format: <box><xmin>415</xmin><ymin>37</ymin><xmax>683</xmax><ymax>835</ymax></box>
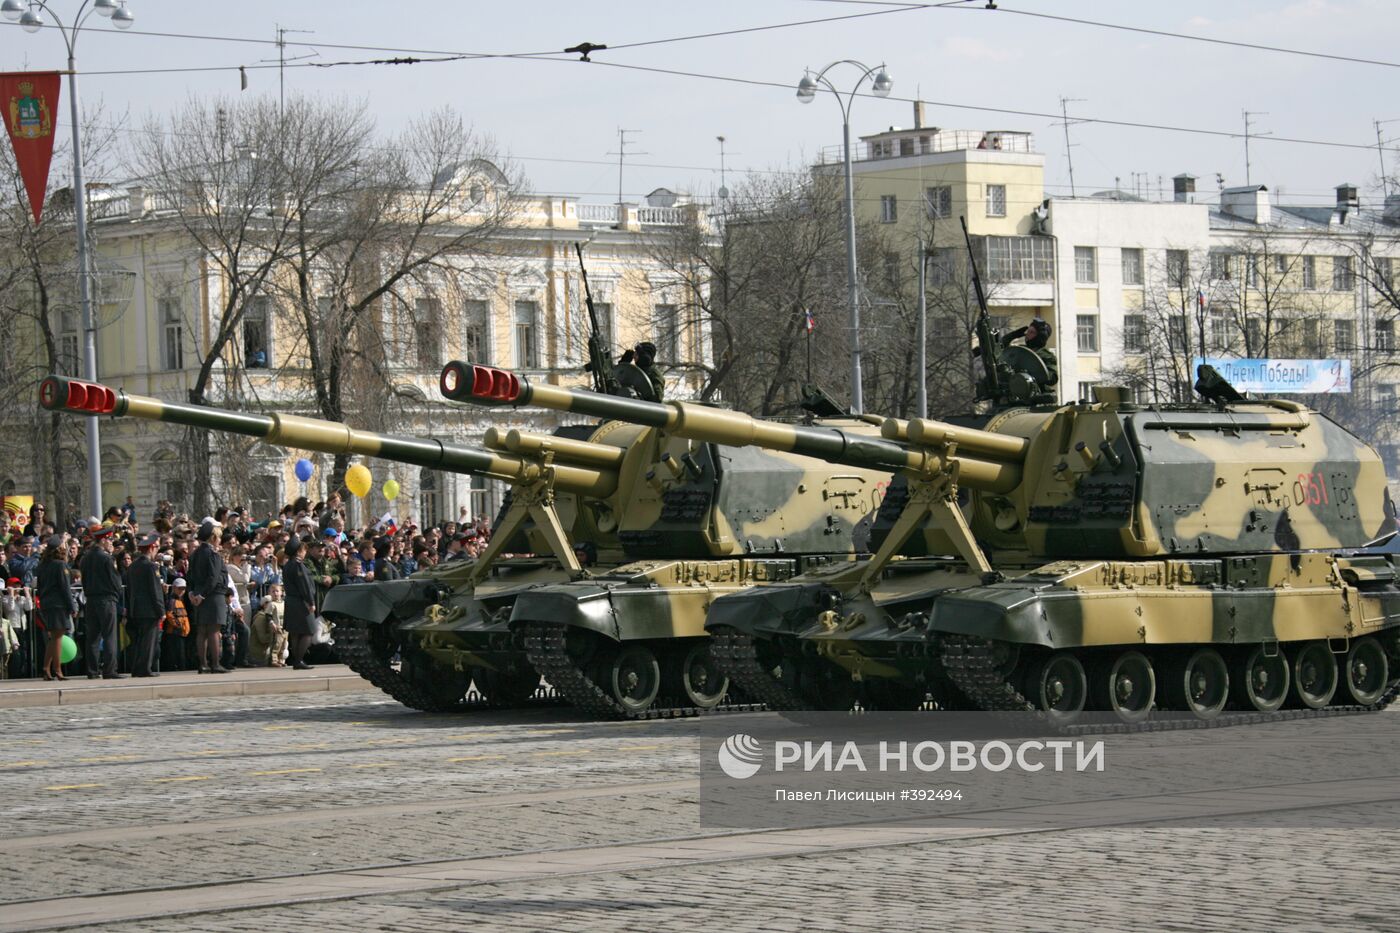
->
<box><xmin>3</xmin><ymin>0</ymin><xmax>136</xmax><ymax>517</ymax></box>
<box><xmin>797</xmin><ymin>59</ymin><xmax>892</xmax><ymax>415</ymax></box>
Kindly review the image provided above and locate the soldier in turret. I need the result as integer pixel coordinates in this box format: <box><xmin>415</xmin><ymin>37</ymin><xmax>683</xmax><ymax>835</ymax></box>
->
<box><xmin>1001</xmin><ymin>317</ymin><xmax>1059</xmax><ymax>390</ymax></box>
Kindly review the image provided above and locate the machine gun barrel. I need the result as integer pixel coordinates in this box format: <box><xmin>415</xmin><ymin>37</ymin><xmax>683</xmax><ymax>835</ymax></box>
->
<box><xmin>39</xmin><ymin>375</ymin><xmax>618</xmax><ymax>498</ymax></box>
<box><xmin>440</xmin><ymin>362</ymin><xmax>1022</xmax><ymax>493</ymax></box>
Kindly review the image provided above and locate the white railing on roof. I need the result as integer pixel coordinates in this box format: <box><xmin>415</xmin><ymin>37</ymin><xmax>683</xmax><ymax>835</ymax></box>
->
<box><xmin>816</xmin><ymin>130</ymin><xmax>1036</xmax><ymax>165</ymax></box>
<box><xmin>578</xmin><ymin>203</ymin><xmax>619</xmax><ymax>224</ymax></box>
<box><xmin>638</xmin><ymin>206</ymin><xmax>685</xmax><ymax>225</ymax></box>
<box><xmin>88</xmin><ymin>194</ymin><xmax>130</xmax><ymax>221</ymax></box>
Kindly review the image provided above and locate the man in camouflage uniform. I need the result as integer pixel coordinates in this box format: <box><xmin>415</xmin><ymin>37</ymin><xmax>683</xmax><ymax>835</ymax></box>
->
<box><xmin>1001</xmin><ymin>317</ymin><xmax>1058</xmax><ymax>390</ymax></box>
<box><xmin>632</xmin><ymin>341</ymin><xmax>665</xmax><ymax>401</ymax></box>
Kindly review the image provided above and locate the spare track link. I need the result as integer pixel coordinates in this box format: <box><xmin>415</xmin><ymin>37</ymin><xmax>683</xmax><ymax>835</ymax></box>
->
<box><xmin>330</xmin><ymin>613</ymin><xmax>561</xmax><ymax>713</ymax></box>
<box><xmin>709</xmin><ymin>627</ymin><xmax>811</xmax><ymax>712</ymax></box>
<box><xmin>520</xmin><ymin>621</ymin><xmax>764</xmax><ymax>720</ymax></box>
<box><xmin>940</xmin><ymin>633</ymin><xmax>1400</xmax><ymax>736</ymax></box>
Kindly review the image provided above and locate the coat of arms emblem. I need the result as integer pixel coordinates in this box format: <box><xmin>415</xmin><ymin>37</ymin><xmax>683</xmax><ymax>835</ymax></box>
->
<box><xmin>9</xmin><ymin>80</ymin><xmax>52</xmax><ymax>140</ymax></box>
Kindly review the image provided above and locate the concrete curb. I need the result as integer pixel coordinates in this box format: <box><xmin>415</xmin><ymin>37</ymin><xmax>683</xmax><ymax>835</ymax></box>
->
<box><xmin>0</xmin><ymin>666</ymin><xmax>368</xmax><ymax>708</ymax></box>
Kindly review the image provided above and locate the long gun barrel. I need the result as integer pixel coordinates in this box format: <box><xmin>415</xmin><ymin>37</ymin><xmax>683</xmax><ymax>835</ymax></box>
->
<box><xmin>439</xmin><ymin>362</ymin><xmax>1024</xmax><ymax>493</ymax></box>
<box><xmin>39</xmin><ymin>375</ymin><xmax>618</xmax><ymax>498</ymax></box>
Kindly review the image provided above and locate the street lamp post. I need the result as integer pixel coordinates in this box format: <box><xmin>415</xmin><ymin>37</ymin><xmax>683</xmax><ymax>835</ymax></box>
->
<box><xmin>3</xmin><ymin>0</ymin><xmax>135</xmax><ymax>518</ymax></box>
<box><xmin>796</xmin><ymin>60</ymin><xmax>891</xmax><ymax>415</ymax></box>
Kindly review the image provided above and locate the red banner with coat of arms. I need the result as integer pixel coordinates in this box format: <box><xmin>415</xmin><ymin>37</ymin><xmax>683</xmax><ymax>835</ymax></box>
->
<box><xmin>1</xmin><ymin>71</ymin><xmax>62</xmax><ymax>223</ymax></box>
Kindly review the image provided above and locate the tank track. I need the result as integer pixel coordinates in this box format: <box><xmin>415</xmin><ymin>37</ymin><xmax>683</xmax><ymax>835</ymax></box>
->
<box><xmin>329</xmin><ymin>613</ymin><xmax>560</xmax><ymax>713</ymax></box>
<box><xmin>520</xmin><ymin>621</ymin><xmax>764</xmax><ymax>720</ymax></box>
<box><xmin>709</xmin><ymin>627</ymin><xmax>811</xmax><ymax>712</ymax></box>
<box><xmin>940</xmin><ymin>633</ymin><xmax>1400</xmax><ymax>735</ymax></box>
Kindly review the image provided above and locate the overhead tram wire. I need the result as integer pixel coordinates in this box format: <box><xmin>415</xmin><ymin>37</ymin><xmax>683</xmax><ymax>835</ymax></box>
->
<box><xmin>798</xmin><ymin>0</ymin><xmax>1400</xmax><ymax>71</ymax></box>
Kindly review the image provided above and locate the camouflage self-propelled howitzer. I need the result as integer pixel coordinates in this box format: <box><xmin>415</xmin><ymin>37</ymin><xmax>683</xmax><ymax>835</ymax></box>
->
<box><xmin>38</xmin><ymin>374</ymin><xmax>623</xmax><ymax>712</ymax></box>
<box><xmin>442</xmin><ymin>364</ymin><xmax>1400</xmax><ymax>723</ymax></box>
<box><xmin>730</xmin><ymin>377</ymin><xmax>1400</xmax><ymax>722</ymax></box>
<box><xmin>438</xmin><ymin>361</ymin><xmax>899</xmax><ymax>718</ymax></box>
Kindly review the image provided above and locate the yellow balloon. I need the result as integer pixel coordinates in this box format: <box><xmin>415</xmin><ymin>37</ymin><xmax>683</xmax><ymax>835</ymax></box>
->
<box><xmin>345</xmin><ymin>463</ymin><xmax>372</xmax><ymax>498</ymax></box>
<box><xmin>382</xmin><ymin>479</ymin><xmax>400</xmax><ymax>501</ymax></box>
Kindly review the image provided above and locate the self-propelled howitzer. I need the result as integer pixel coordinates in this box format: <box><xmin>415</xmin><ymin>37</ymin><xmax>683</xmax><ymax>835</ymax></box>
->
<box><xmin>38</xmin><ymin>374</ymin><xmax>627</xmax><ymax>712</ymax></box>
<box><xmin>438</xmin><ymin>361</ymin><xmax>904</xmax><ymax>717</ymax></box>
<box><xmin>443</xmin><ymin>363</ymin><xmax>1400</xmax><ymax>722</ymax></box>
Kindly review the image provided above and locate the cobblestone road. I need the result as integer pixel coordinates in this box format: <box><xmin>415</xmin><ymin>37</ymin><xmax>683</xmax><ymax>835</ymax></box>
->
<box><xmin>3</xmin><ymin>688</ymin><xmax>1399</xmax><ymax>931</ymax></box>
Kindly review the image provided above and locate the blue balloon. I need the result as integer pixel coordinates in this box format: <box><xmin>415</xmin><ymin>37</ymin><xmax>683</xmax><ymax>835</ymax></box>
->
<box><xmin>294</xmin><ymin>458</ymin><xmax>314</xmax><ymax>482</ymax></box>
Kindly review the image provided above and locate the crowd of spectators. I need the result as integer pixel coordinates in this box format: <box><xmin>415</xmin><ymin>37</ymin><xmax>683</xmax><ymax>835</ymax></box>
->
<box><xmin>0</xmin><ymin>494</ymin><xmax>492</xmax><ymax>680</ymax></box>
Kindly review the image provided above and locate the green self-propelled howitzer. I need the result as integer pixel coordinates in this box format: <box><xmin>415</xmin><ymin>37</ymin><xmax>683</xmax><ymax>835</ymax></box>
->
<box><xmin>439</xmin><ymin>360</ymin><xmax>906</xmax><ymax>718</ymax></box>
<box><xmin>38</xmin><ymin>374</ymin><xmax>629</xmax><ymax>712</ymax></box>
<box><xmin>443</xmin><ymin>363</ymin><xmax>1400</xmax><ymax>722</ymax></box>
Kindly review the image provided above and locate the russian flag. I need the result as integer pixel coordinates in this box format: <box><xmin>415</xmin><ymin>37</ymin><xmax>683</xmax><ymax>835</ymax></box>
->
<box><xmin>804</xmin><ymin>308</ymin><xmax>815</xmax><ymax>334</ymax></box>
<box><xmin>376</xmin><ymin>511</ymin><xmax>398</xmax><ymax>536</ymax></box>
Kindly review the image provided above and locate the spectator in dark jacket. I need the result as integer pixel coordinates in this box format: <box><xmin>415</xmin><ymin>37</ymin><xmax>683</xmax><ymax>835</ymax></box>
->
<box><xmin>186</xmin><ymin>521</ymin><xmax>230</xmax><ymax>674</ymax></box>
<box><xmin>79</xmin><ymin>526</ymin><xmax>124</xmax><ymax>679</ymax></box>
<box><xmin>35</xmin><ymin>537</ymin><xmax>75</xmax><ymax>680</ymax></box>
<box><xmin>282</xmin><ymin>537</ymin><xmax>317</xmax><ymax>670</ymax></box>
<box><xmin>125</xmin><ymin>534</ymin><xmax>165</xmax><ymax>677</ymax></box>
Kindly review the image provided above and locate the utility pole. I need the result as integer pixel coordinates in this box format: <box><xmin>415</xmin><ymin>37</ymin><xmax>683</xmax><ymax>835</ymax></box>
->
<box><xmin>1242</xmin><ymin>111</ymin><xmax>1271</xmax><ymax>186</ymax></box>
<box><xmin>1059</xmin><ymin>97</ymin><xmax>1086</xmax><ymax>197</ymax></box>
<box><xmin>916</xmin><ymin>235</ymin><xmax>928</xmax><ymax>418</ymax></box>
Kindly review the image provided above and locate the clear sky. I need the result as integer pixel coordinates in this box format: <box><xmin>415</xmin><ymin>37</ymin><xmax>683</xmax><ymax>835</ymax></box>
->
<box><xmin>3</xmin><ymin>0</ymin><xmax>1396</xmax><ymax>208</ymax></box>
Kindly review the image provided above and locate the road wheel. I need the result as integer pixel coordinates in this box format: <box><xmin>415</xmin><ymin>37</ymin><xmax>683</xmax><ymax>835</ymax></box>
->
<box><xmin>1027</xmin><ymin>651</ymin><xmax>1087</xmax><ymax>723</ymax></box>
<box><xmin>679</xmin><ymin>642</ymin><xmax>728</xmax><ymax>709</ymax></box>
<box><xmin>1092</xmin><ymin>650</ymin><xmax>1155</xmax><ymax>723</ymax></box>
<box><xmin>1342</xmin><ymin>638</ymin><xmax>1388</xmax><ymax>706</ymax></box>
<box><xmin>1288</xmin><ymin>641</ymin><xmax>1338</xmax><ymax>709</ymax></box>
<box><xmin>609</xmin><ymin>643</ymin><xmax>661</xmax><ymax>714</ymax></box>
<box><xmin>1231</xmin><ymin>645</ymin><xmax>1290</xmax><ymax>712</ymax></box>
<box><xmin>1165</xmin><ymin>648</ymin><xmax>1229</xmax><ymax>719</ymax></box>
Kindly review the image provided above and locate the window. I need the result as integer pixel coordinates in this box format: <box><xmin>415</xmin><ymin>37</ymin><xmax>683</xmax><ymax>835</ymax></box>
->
<box><xmin>1382</xmin><ymin>444</ymin><xmax>1400</xmax><ymax>475</ymax></box>
<box><xmin>1333</xmin><ymin>256</ymin><xmax>1354</xmax><ymax>291</ymax></box>
<box><xmin>1299</xmin><ymin>318</ymin><xmax>1322</xmax><ymax>356</ymax></box>
<box><xmin>929</xmin><ymin>247</ymin><xmax>958</xmax><ymax>286</ymax></box>
<box><xmin>1078</xmin><ymin>381</ymin><xmax>1098</xmax><ymax>402</ymax></box>
<box><xmin>1209</xmin><ymin>309</ymin><xmax>1231</xmax><ymax>350</ymax></box>
<box><xmin>59</xmin><ymin>309</ymin><xmax>80</xmax><ymax>374</ymax></box>
<box><xmin>1302</xmin><ymin>256</ymin><xmax>1316</xmax><ymax>290</ymax></box>
<box><xmin>925</xmin><ymin>186</ymin><xmax>952</xmax><ymax>219</ymax></box>
<box><xmin>1334</xmin><ymin>319</ymin><xmax>1354</xmax><ymax>353</ymax></box>
<box><xmin>1122</xmin><ymin>313</ymin><xmax>1147</xmax><ymax>353</ymax></box>
<box><xmin>1377</xmin><ymin>319</ymin><xmax>1395</xmax><ymax>352</ymax></box>
<box><xmin>413</xmin><ymin>298</ymin><xmax>441</xmax><ymax>369</ymax></box>
<box><xmin>243</xmin><ymin>295</ymin><xmax>271</xmax><ymax>368</ymax></box>
<box><xmin>1274</xmin><ymin>254</ymin><xmax>1289</xmax><ymax>275</ymax></box>
<box><xmin>1074</xmin><ymin>247</ymin><xmax>1097</xmax><ymax>284</ymax></box>
<box><xmin>418</xmin><ymin>468</ymin><xmax>441</xmax><ymax>527</ymax></box>
<box><xmin>899</xmin><ymin>137</ymin><xmax>915</xmax><ymax>157</ymax></box>
<box><xmin>1246</xmin><ymin>317</ymin><xmax>1264</xmax><ymax>352</ymax></box>
<box><xmin>1378</xmin><ymin>257</ymin><xmax>1394</xmax><ymax>290</ymax></box>
<box><xmin>1376</xmin><ymin>383</ymin><xmax>1396</xmax><ymax>412</ymax></box>
<box><xmin>246</xmin><ymin>474</ymin><xmax>278</xmax><ymax>521</ymax></box>
<box><xmin>1167</xmin><ymin>317</ymin><xmax>1188</xmax><ymax>354</ymax></box>
<box><xmin>880</xmin><ymin>195</ymin><xmax>897</xmax><ymax>223</ymax></box>
<box><xmin>1076</xmin><ymin>314</ymin><xmax>1099</xmax><ymax>352</ymax></box>
<box><xmin>468</xmin><ymin>474</ymin><xmax>493</xmax><ymax>521</ymax></box>
<box><xmin>463</xmin><ymin>298</ymin><xmax>490</xmax><ymax>364</ymax></box>
<box><xmin>1209</xmin><ymin>251</ymin><xmax>1232</xmax><ymax>281</ymax></box>
<box><xmin>1246</xmin><ymin>254</ymin><xmax>1261</xmax><ymax>288</ymax></box>
<box><xmin>985</xmin><ymin>184</ymin><xmax>1006</xmax><ymax>217</ymax></box>
<box><xmin>1121</xmin><ymin>248</ymin><xmax>1143</xmax><ymax>286</ymax></box>
<box><xmin>984</xmin><ymin>236</ymin><xmax>1053</xmax><ymax>282</ymax></box>
<box><xmin>655</xmin><ymin>304</ymin><xmax>680</xmax><ymax>361</ymax></box>
<box><xmin>1166</xmin><ymin>250</ymin><xmax>1189</xmax><ymax>289</ymax></box>
<box><xmin>513</xmin><ymin>300</ymin><xmax>538</xmax><ymax>368</ymax></box>
<box><xmin>883</xmin><ymin>252</ymin><xmax>902</xmax><ymax>289</ymax></box>
<box><xmin>159</xmin><ymin>296</ymin><xmax>183</xmax><ymax>371</ymax></box>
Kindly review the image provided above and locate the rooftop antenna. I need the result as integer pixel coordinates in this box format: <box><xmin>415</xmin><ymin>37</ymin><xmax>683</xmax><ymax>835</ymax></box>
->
<box><xmin>1374</xmin><ymin>117</ymin><xmax>1400</xmax><ymax>197</ymax></box>
<box><xmin>260</xmin><ymin>25</ymin><xmax>317</xmax><ymax>119</ymax></box>
<box><xmin>1058</xmin><ymin>97</ymin><xmax>1086</xmax><ymax>197</ymax></box>
<box><xmin>1242</xmin><ymin>110</ymin><xmax>1271</xmax><ymax>186</ymax></box>
<box><xmin>608</xmin><ymin>128</ymin><xmax>647</xmax><ymax>226</ymax></box>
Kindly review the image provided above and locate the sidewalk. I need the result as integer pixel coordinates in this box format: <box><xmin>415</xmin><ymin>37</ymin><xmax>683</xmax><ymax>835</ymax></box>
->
<box><xmin>0</xmin><ymin>664</ymin><xmax>367</xmax><ymax>709</ymax></box>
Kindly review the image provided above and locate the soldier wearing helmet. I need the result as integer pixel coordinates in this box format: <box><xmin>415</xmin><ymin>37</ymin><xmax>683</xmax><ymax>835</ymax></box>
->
<box><xmin>1001</xmin><ymin>317</ymin><xmax>1058</xmax><ymax>390</ymax></box>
